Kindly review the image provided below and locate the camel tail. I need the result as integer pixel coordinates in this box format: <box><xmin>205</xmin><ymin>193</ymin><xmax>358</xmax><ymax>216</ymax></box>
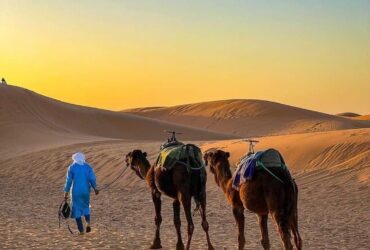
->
<box><xmin>284</xmin><ymin>176</ymin><xmax>297</xmax><ymax>219</ymax></box>
<box><xmin>278</xmin><ymin>171</ymin><xmax>296</xmax><ymax>227</ymax></box>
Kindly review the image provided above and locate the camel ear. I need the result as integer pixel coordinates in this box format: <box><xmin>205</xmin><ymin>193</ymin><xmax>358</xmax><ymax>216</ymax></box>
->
<box><xmin>226</xmin><ymin>152</ymin><xmax>230</xmax><ymax>158</ymax></box>
<box><xmin>143</xmin><ymin>152</ymin><xmax>147</xmax><ymax>157</ymax></box>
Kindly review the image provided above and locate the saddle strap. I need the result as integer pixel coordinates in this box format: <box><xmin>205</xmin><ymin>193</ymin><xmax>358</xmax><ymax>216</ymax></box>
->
<box><xmin>257</xmin><ymin>160</ymin><xmax>285</xmax><ymax>184</ymax></box>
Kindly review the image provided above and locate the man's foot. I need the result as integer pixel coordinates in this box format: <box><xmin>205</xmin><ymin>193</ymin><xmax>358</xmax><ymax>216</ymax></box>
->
<box><xmin>78</xmin><ymin>232</ymin><xmax>85</xmax><ymax>236</ymax></box>
<box><xmin>86</xmin><ymin>225</ymin><xmax>91</xmax><ymax>233</ymax></box>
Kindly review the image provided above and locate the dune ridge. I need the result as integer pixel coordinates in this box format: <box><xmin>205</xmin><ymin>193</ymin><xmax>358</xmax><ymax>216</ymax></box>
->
<box><xmin>0</xmin><ymin>85</ymin><xmax>232</xmax><ymax>158</ymax></box>
<box><xmin>353</xmin><ymin>114</ymin><xmax>370</xmax><ymax>121</ymax></box>
<box><xmin>336</xmin><ymin>112</ymin><xmax>361</xmax><ymax>117</ymax></box>
<box><xmin>123</xmin><ymin>99</ymin><xmax>370</xmax><ymax>137</ymax></box>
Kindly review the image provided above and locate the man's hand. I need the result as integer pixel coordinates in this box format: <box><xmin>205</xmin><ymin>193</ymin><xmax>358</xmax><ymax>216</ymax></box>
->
<box><xmin>64</xmin><ymin>192</ymin><xmax>69</xmax><ymax>201</ymax></box>
<box><xmin>95</xmin><ymin>189</ymin><xmax>99</xmax><ymax>195</ymax></box>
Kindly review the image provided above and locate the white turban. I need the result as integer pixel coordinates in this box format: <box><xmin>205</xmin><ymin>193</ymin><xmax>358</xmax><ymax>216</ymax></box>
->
<box><xmin>72</xmin><ymin>152</ymin><xmax>85</xmax><ymax>165</ymax></box>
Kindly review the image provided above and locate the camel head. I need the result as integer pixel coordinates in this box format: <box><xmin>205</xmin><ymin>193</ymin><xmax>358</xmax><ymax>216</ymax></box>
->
<box><xmin>125</xmin><ymin>149</ymin><xmax>149</xmax><ymax>180</ymax></box>
<box><xmin>204</xmin><ymin>149</ymin><xmax>232</xmax><ymax>187</ymax></box>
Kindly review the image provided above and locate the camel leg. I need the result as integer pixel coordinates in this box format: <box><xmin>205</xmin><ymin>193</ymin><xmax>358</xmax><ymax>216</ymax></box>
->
<box><xmin>232</xmin><ymin>206</ymin><xmax>245</xmax><ymax>250</ymax></box>
<box><xmin>150</xmin><ymin>191</ymin><xmax>162</xmax><ymax>249</ymax></box>
<box><xmin>257</xmin><ymin>214</ymin><xmax>270</xmax><ymax>250</ymax></box>
<box><xmin>173</xmin><ymin>200</ymin><xmax>184</xmax><ymax>250</ymax></box>
<box><xmin>198</xmin><ymin>195</ymin><xmax>214</xmax><ymax>250</ymax></box>
<box><xmin>290</xmin><ymin>213</ymin><xmax>302</xmax><ymax>250</ymax></box>
<box><xmin>272</xmin><ymin>212</ymin><xmax>293</xmax><ymax>250</ymax></box>
<box><xmin>180</xmin><ymin>194</ymin><xmax>194</xmax><ymax>250</ymax></box>
<box><xmin>290</xmin><ymin>181</ymin><xmax>302</xmax><ymax>250</ymax></box>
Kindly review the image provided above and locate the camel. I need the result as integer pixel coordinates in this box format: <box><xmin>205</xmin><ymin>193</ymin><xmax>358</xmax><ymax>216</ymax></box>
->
<box><xmin>125</xmin><ymin>148</ymin><xmax>214</xmax><ymax>250</ymax></box>
<box><xmin>204</xmin><ymin>149</ymin><xmax>302</xmax><ymax>250</ymax></box>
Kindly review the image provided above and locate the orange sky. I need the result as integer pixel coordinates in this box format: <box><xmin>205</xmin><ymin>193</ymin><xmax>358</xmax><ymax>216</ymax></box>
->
<box><xmin>0</xmin><ymin>1</ymin><xmax>369</xmax><ymax>114</ymax></box>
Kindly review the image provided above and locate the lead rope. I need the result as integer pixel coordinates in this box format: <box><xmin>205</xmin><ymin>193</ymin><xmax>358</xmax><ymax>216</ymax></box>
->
<box><xmin>67</xmin><ymin>220</ymin><xmax>76</xmax><ymax>235</ymax></box>
<box><xmin>98</xmin><ymin>164</ymin><xmax>129</xmax><ymax>191</ymax></box>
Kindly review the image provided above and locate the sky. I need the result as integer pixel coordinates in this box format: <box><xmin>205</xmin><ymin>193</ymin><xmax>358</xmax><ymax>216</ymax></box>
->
<box><xmin>0</xmin><ymin>0</ymin><xmax>369</xmax><ymax>114</ymax></box>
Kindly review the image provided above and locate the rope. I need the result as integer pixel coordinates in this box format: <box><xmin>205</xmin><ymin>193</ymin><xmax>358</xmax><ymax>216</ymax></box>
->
<box><xmin>257</xmin><ymin>161</ymin><xmax>285</xmax><ymax>184</ymax></box>
<box><xmin>98</xmin><ymin>165</ymin><xmax>129</xmax><ymax>191</ymax></box>
<box><xmin>189</xmin><ymin>165</ymin><xmax>205</xmax><ymax>170</ymax></box>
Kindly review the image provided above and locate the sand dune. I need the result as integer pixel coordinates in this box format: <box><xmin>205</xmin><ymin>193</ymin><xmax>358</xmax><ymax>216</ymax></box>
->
<box><xmin>336</xmin><ymin>112</ymin><xmax>370</xmax><ymax>121</ymax></box>
<box><xmin>1</xmin><ymin>86</ymin><xmax>369</xmax><ymax>249</ymax></box>
<box><xmin>124</xmin><ymin>99</ymin><xmax>370</xmax><ymax>137</ymax></box>
<box><xmin>0</xmin><ymin>85</ymin><xmax>231</xmax><ymax>158</ymax></box>
<box><xmin>353</xmin><ymin>114</ymin><xmax>370</xmax><ymax>121</ymax></box>
<box><xmin>336</xmin><ymin>112</ymin><xmax>361</xmax><ymax>118</ymax></box>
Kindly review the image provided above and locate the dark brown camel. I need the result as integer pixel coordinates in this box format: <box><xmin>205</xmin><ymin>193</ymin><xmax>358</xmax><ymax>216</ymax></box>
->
<box><xmin>125</xmin><ymin>149</ymin><xmax>214</xmax><ymax>250</ymax></box>
<box><xmin>204</xmin><ymin>150</ymin><xmax>302</xmax><ymax>250</ymax></box>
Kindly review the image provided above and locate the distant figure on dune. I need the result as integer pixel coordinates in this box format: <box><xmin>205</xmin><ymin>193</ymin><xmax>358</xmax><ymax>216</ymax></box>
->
<box><xmin>1</xmin><ymin>78</ymin><xmax>7</xmax><ymax>85</ymax></box>
<box><xmin>63</xmin><ymin>152</ymin><xmax>99</xmax><ymax>235</ymax></box>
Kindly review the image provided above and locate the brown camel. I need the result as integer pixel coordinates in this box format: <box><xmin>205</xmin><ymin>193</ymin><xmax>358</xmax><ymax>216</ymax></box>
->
<box><xmin>204</xmin><ymin>150</ymin><xmax>302</xmax><ymax>250</ymax></box>
<box><xmin>125</xmin><ymin>149</ymin><xmax>214</xmax><ymax>250</ymax></box>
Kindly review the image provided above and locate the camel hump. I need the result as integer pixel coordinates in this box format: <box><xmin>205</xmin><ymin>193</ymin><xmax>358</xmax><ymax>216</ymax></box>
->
<box><xmin>258</xmin><ymin>148</ymin><xmax>285</xmax><ymax>168</ymax></box>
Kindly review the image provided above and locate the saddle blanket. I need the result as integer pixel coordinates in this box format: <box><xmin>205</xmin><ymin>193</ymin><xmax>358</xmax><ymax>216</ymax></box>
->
<box><xmin>232</xmin><ymin>148</ymin><xmax>286</xmax><ymax>190</ymax></box>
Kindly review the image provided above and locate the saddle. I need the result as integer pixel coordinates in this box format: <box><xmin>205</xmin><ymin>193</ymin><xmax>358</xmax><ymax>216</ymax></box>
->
<box><xmin>155</xmin><ymin>143</ymin><xmax>205</xmax><ymax>173</ymax></box>
<box><xmin>232</xmin><ymin>148</ymin><xmax>292</xmax><ymax>190</ymax></box>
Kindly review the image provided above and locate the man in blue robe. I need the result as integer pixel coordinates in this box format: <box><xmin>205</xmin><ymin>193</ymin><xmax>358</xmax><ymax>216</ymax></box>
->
<box><xmin>64</xmin><ymin>152</ymin><xmax>99</xmax><ymax>234</ymax></box>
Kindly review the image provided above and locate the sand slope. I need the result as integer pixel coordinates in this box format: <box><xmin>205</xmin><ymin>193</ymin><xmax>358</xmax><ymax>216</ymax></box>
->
<box><xmin>353</xmin><ymin>114</ymin><xmax>370</xmax><ymax>121</ymax></box>
<box><xmin>0</xmin><ymin>129</ymin><xmax>369</xmax><ymax>249</ymax></box>
<box><xmin>0</xmin><ymin>85</ymin><xmax>232</xmax><ymax>158</ymax></box>
<box><xmin>202</xmin><ymin>128</ymin><xmax>370</xmax><ymax>183</ymax></box>
<box><xmin>124</xmin><ymin>99</ymin><xmax>370</xmax><ymax>137</ymax></box>
<box><xmin>2</xmin><ymin>128</ymin><xmax>368</xmax><ymax>190</ymax></box>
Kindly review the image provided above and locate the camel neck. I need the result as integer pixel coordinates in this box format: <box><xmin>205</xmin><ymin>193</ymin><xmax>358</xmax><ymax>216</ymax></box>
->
<box><xmin>216</xmin><ymin>161</ymin><xmax>233</xmax><ymax>193</ymax></box>
<box><xmin>140</xmin><ymin>157</ymin><xmax>151</xmax><ymax>178</ymax></box>
<box><xmin>220</xmin><ymin>175</ymin><xmax>232</xmax><ymax>193</ymax></box>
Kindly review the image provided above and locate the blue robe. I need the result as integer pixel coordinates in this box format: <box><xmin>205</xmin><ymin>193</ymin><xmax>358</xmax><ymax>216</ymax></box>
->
<box><xmin>63</xmin><ymin>163</ymin><xmax>97</xmax><ymax>218</ymax></box>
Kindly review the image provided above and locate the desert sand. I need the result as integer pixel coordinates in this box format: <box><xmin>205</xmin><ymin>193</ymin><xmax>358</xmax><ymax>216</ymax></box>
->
<box><xmin>1</xmin><ymin>85</ymin><xmax>369</xmax><ymax>249</ymax></box>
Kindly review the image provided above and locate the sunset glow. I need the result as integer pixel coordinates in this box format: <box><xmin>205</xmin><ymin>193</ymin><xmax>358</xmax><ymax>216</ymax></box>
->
<box><xmin>0</xmin><ymin>1</ymin><xmax>369</xmax><ymax>113</ymax></box>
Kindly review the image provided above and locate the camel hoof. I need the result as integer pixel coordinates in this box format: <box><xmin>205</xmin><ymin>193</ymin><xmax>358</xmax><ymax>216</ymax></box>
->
<box><xmin>150</xmin><ymin>242</ymin><xmax>162</xmax><ymax>249</ymax></box>
<box><xmin>176</xmin><ymin>242</ymin><xmax>185</xmax><ymax>250</ymax></box>
<box><xmin>208</xmin><ymin>245</ymin><xmax>215</xmax><ymax>250</ymax></box>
